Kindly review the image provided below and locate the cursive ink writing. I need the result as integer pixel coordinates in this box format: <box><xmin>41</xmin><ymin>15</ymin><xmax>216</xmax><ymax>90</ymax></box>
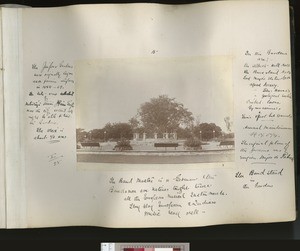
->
<box><xmin>240</xmin><ymin>49</ymin><xmax>293</xmax><ymax>165</ymax></box>
<box><xmin>107</xmin><ymin>173</ymin><xmax>227</xmax><ymax>219</ymax></box>
<box><xmin>47</xmin><ymin>153</ymin><xmax>64</xmax><ymax>167</ymax></box>
<box><xmin>25</xmin><ymin>61</ymin><xmax>75</xmax><ymax>144</ymax></box>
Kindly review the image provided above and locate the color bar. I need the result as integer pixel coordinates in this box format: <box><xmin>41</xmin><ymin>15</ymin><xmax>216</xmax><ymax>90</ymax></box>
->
<box><xmin>123</xmin><ymin>249</ymin><xmax>145</xmax><ymax>251</ymax></box>
<box><xmin>124</xmin><ymin>248</ymin><xmax>180</xmax><ymax>251</ymax></box>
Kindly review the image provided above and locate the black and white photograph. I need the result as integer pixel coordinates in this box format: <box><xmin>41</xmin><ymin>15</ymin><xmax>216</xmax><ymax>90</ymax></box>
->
<box><xmin>75</xmin><ymin>57</ymin><xmax>234</xmax><ymax>164</ymax></box>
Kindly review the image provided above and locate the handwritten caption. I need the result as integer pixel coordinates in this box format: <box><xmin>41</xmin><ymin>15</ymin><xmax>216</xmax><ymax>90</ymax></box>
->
<box><xmin>108</xmin><ymin>173</ymin><xmax>228</xmax><ymax>218</ymax></box>
<box><xmin>235</xmin><ymin>167</ymin><xmax>284</xmax><ymax>189</ymax></box>
<box><xmin>239</xmin><ymin>49</ymin><xmax>293</xmax><ymax>165</ymax></box>
<box><xmin>25</xmin><ymin>61</ymin><xmax>75</xmax><ymax>144</ymax></box>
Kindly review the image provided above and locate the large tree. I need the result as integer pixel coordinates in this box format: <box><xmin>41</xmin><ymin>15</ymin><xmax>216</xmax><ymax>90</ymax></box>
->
<box><xmin>138</xmin><ymin>95</ymin><xmax>194</xmax><ymax>134</ymax></box>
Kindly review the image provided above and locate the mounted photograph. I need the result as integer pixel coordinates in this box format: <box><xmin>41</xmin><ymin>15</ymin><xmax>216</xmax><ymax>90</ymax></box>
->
<box><xmin>75</xmin><ymin>57</ymin><xmax>234</xmax><ymax>164</ymax></box>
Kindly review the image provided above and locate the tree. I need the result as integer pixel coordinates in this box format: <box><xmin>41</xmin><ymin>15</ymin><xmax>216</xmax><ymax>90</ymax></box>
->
<box><xmin>129</xmin><ymin>117</ymin><xmax>140</xmax><ymax>130</ymax></box>
<box><xmin>103</xmin><ymin>122</ymin><xmax>133</xmax><ymax>141</ymax></box>
<box><xmin>113</xmin><ymin>138</ymin><xmax>133</xmax><ymax>151</ymax></box>
<box><xmin>193</xmin><ymin>123</ymin><xmax>222</xmax><ymax>141</ymax></box>
<box><xmin>176</xmin><ymin>127</ymin><xmax>193</xmax><ymax>139</ymax></box>
<box><xmin>137</xmin><ymin>95</ymin><xmax>194</xmax><ymax>134</ymax></box>
<box><xmin>76</xmin><ymin>128</ymin><xmax>88</xmax><ymax>143</ymax></box>
<box><xmin>90</xmin><ymin>128</ymin><xmax>105</xmax><ymax>141</ymax></box>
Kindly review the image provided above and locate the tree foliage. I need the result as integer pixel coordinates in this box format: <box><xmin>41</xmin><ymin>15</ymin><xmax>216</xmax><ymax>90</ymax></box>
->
<box><xmin>103</xmin><ymin>122</ymin><xmax>133</xmax><ymax>141</ymax></box>
<box><xmin>76</xmin><ymin>128</ymin><xmax>88</xmax><ymax>143</ymax></box>
<box><xmin>138</xmin><ymin>95</ymin><xmax>194</xmax><ymax>134</ymax></box>
<box><xmin>128</xmin><ymin>117</ymin><xmax>144</xmax><ymax>134</ymax></box>
<box><xmin>90</xmin><ymin>128</ymin><xmax>105</xmax><ymax>141</ymax></box>
<box><xmin>113</xmin><ymin>138</ymin><xmax>133</xmax><ymax>151</ymax></box>
<box><xmin>76</xmin><ymin>96</ymin><xmax>230</xmax><ymax>143</ymax></box>
<box><xmin>193</xmin><ymin>123</ymin><xmax>222</xmax><ymax>141</ymax></box>
<box><xmin>128</xmin><ymin>117</ymin><xmax>140</xmax><ymax>130</ymax></box>
<box><xmin>184</xmin><ymin>137</ymin><xmax>202</xmax><ymax>150</ymax></box>
<box><xmin>176</xmin><ymin>127</ymin><xmax>193</xmax><ymax>139</ymax></box>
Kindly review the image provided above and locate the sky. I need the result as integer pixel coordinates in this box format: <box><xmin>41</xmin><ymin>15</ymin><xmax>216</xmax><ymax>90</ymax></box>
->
<box><xmin>75</xmin><ymin>56</ymin><xmax>234</xmax><ymax>132</ymax></box>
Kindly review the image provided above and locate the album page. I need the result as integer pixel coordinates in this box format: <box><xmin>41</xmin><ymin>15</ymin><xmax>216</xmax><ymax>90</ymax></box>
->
<box><xmin>3</xmin><ymin>0</ymin><xmax>295</xmax><ymax>227</ymax></box>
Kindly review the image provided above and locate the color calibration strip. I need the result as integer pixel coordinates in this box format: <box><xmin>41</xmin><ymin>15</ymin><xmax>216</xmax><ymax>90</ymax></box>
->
<box><xmin>101</xmin><ymin>242</ymin><xmax>188</xmax><ymax>251</ymax></box>
<box><xmin>123</xmin><ymin>249</ymin><xmax>180</xmax><ymax>251</ymax></box>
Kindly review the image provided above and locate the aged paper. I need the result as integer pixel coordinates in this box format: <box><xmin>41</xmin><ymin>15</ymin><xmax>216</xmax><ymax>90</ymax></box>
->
<box><xmin>0</xmin><ymin>8</ymin><xmax>6</xmax><ymax>228</ymax></box>
<box><xmin>2</xmin><ymin>8</ymin><xmax>26</xmax><ymax>228</ymax></box>
<box><xmin>12</xmin><ymin>0</ymin><xmax>295</xmax><ymax>227</ymax></box>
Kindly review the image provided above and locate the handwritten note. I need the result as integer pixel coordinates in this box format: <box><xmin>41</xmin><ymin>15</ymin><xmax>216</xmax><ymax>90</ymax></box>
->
<box><xmin>108</xmin><ymin>173</ymin><xmax>228</xmax><ymax>218</ymax></box>
<box><xmin>24</xmin><ymin>61</ymin><xmax>75</xmax><ymax>167</ymax></box>
<box><xmin>25</xmin><ymin>61</ymin><xmax>75</xmax><ymax>144</ymax></box>
<box><xmin>239</xmin><ymin>50</ymin><xmax>293</xmax><ymax>165</ymax></box>
<box><xmin>233</xmin><ymin>49</ymin><xmax>294</xmax><ymax>190</ymax></box>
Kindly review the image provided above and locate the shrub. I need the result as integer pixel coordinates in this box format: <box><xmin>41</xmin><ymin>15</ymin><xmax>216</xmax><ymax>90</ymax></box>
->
<box><xmin>184</xmin><ymin>137</ymin><xmax>202</xmax><ymax>151</ymax></box>
<box><xmin>113</xmin><ymin>138</ymin><xmax>133</xmax><ymax>151</ymax></box>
